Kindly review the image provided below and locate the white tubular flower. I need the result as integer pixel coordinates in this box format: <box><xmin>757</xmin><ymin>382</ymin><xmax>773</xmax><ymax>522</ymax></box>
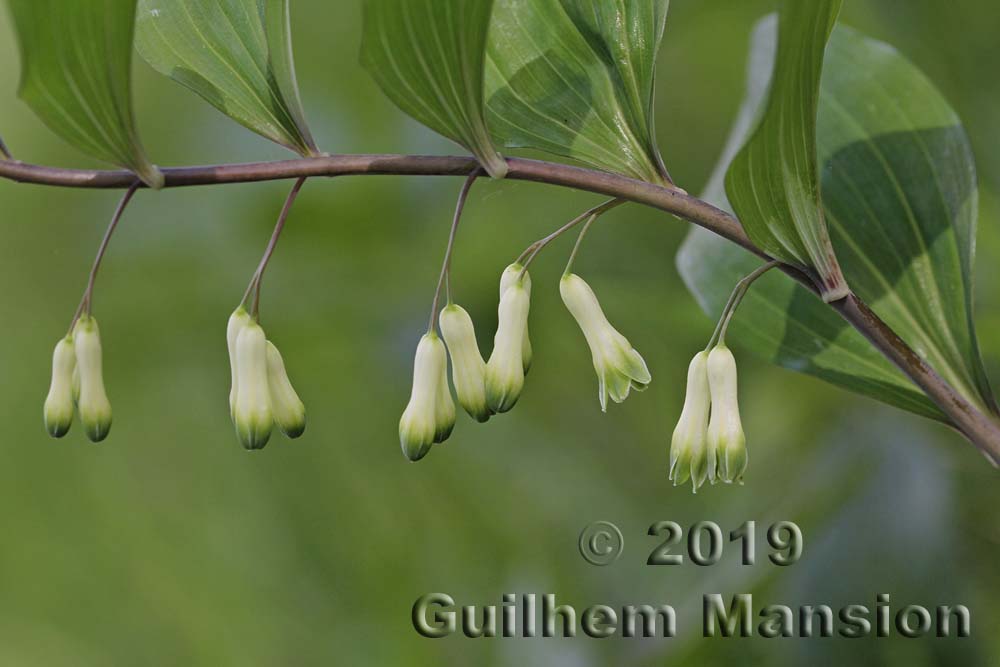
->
<box><xmin>707</xmin><ymin>345</ymin><xmax>747</xmax><ymax>484</ymax></box>
<box><xmin>227</xmin><ymin>307</ymin><xmax>251</xmax><ymax>415</ymax></box>
<box><xmin>265</xmin><ymin>341</ymin><xmax>306</xmax><ymax>439</ymax></box>
<box><xmin>559</xmin><ymin>273</ymin><xmax>651</xmax><ymax>411</ymax></box>
<box><xmin>399</xmin><ymin>332</ymin><xmax>450</xmax><ymax>461</ymax></box>
<box><xmin>72</xmin><ymin>365</ymin><xmax>80</xmax><ymax>404</ymax></box>
<box><xmin>669</xmin><ymin>351</ymin><xmax>712</xmax><ymax>492</ymax></box>
<box><xmin>434</xmin><ymin>353</ymin><xmax>456</xmax><ymax>443</ymax></box>
<box><xmin>233</xmin><ymin>323</ymin><xmax>273</xmax><ymax>450</ymax></box>
<box><xmin>439</xmin><ymin>304</ymin><xmax>490</xmax><ymax>422</ymax></box>
<box><xmin>43</xmin><ymin>336</ymin><xmax>76</xmax><ymax>438</ymax></box>
<box><xmin>73</xmin><ymin>316</ymin><xmax>112</xmax><ymax>442</ymax></box>
<box><xmin>499</xmin><ymin>263</ymin><xmax>532</xmax><ymax>373</ymax></box>
<box><xmin>485</xmin><ymin>278</ymin><xmax>530</xmax><ymax>414</ymax></box>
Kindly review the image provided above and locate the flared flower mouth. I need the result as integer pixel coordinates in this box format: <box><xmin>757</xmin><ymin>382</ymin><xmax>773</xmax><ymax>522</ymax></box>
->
<box><xmin>561</xmin><ymin>272</ymin><xmax>651</xmax><ymax>411</ymax></box>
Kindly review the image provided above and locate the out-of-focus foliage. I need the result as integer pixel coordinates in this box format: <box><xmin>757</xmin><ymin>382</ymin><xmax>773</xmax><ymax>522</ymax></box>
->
<box><xmin>0</xmin><ymin>1</ymin><xmax>997</xmax><ymax>665</ymax></box>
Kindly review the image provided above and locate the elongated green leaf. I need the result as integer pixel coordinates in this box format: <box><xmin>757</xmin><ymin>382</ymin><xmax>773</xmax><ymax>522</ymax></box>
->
<box><xmin>485</xmin><ymin>0</ymin><xmax>670</xmax><ymax>184</ymax></box>
<box><xmin>136</xmin><ymin>0</ymin><xmax>318</xmax><ymax>157</ymax></box>
<box><xmin>679</xmin><ymin>17</ymin><xmax>997</xmax><ymax>422</ymax></box>
<box><xmin>6</xmin><ymin>0</ymin><xmax>162</xmax><ymax>187</ymax></box>
<box><xmin>360</xmin><ymin>0</ymin><xmax>507</xmax><ymax>178</ymax></box>
<box><xmin>725</xmin><ymin>0</ymin><xmax>847</xmax><ymax>302</ymax></box>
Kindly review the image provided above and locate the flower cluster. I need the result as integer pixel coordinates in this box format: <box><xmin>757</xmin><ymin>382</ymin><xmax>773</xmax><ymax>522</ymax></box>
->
<box><xmin>44</xmin><ymin>316</ymin><xmax>112</xmax><ymax>442</ymax></box>
<box><xmin>227</xmin><ymin>307</ymin><xmax>306</xmax><ymax>450</ymax></box>
<box><xmin>43</xmin><ymin>182</ymin><xmax>755</xmax><ymax>492</ymax></box>
<box><xmin>400</xmin><ymin>263</ymin><xmax>650</xmax><ymax>461</ymax></box>
<box><xmin>669</xmin><ymin>345</ymin><xmax>747</xmax><ymax>491</ymax></box>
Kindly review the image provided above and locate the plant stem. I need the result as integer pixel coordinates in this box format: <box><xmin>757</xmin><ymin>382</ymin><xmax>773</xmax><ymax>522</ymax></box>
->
<box><xmin>428</xmin><ymin>169</ymin><xmax>480</xmax><ymax>332</ymax></box>
<box><xmin>517</xmin><ymin>198</ymin><xmax>623</xmax><ymax>280</ymax></box>
<box><xmin>242</xmin><ymin>176</ymin><xmax>307</xmax><ymax>318</ymax></box>
<box><xmin>0</xmin><ymin>135</ymin><xmax>10</xmax><ymax>160</ymax></box>
<box><xmin>69</xmin><ymin>181</ymin><xmax>141</xmax><ymax>332</ymax></box>
<box><xmin>4</xmin><ymin>154</ymin><xmax>998</xmax><ymax>462</ymax></box>
<box><xmin>707</xmin><ymin>260</ymin><xmax>782</xmax><ymax>349</ymax></box>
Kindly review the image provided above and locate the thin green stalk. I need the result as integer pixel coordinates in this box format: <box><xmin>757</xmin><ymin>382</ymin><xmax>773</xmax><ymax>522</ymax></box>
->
<box><xmin>428</xmin><ymin>169</ymin><xmax>480</xmax><ymax>332</ymax></box>
<box><xmin>69</xmin><ymin>181</ymin><xmax>141</xmax><ymax>332</ymax></box>
<box><xmin>563</xmin><ymin>212</ymin><xmax>599</xmax><ymax>276</ymax></box>
<box><xmin>242</xmin><ymin>177</ymin><xmax>307</xmax><ymax>319</ymax></box>
<box><xmin>706</xmin><ymin>260</ymin><xmax>782</xmax><ymax>349</ymax></box>
<box><xmin>516</xmin><ymin>198</ymin><xmax>624</xmax><ymax>282</ymax></box>
<box><xmin>0</xmin><ymin>135</ymin><xmax>11</xmax><ymax>160</ymax></box>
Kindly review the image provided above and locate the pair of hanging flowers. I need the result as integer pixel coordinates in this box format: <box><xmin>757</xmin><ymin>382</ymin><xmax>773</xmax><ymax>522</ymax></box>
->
<box><xmin>43</xmin><ymin>316</ymin><xmax>112</xmax><ymax>442</ymax></box>
<box><xmin>226</xmin><ymin>307</ymin><xmax>306</xmax><ymax>449</ymax></box>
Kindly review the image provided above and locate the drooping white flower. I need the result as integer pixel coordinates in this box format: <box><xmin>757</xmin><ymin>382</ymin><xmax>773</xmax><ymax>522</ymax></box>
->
<box><xmin>43</xmin><ymin>336</ymin><xmax>76</xmax><ymax>438</ymax></box>
<box><xmin>707</xmin><ymin>345</ymin><xmax>747</xmax><ymax>484</ymax></box>
<box><xmin>439</xmin><ymin>304</ymin><xmax>490</xmax><ymax>422</ymax></box>
<box><xmin>227</xmin><ymin>307</ymin><xmax>251</xmax><ymax>415</ymax></box>
<box><xmin>669</xmin><ymin>351</ymin><xmax>712</xmax><ymax>492</ymax></box>
<box><xmin>485</xmin><ymin>275</ymin><xmax>531</xmax><ymax>414</ymax></box>
<box><xmin>73</xmin><ymin>316</ymin><xmax>112</xmax><ymax>442</ymax></box>
<box><xmin>399</xmin><ymin>332</ymin><xmax>451</xmax><ymax>461</ymax></box>
<box><xmin>265</xmin><ymin>341</ymin><xmax>306</xmax><ymax>439</ymax></box>
<box><xmin>233</xmin><ymin>323</ymin><xmax>273</xmax><ymax>450</ymax></box>
<box><xmin>559</xmin><ymin>273</ymin><xmax>651</xmax><ymax>411</ymax></box>
<box><xmin>499</xmin><ymin>263</ymin><xmax>532</xmax><ymax>373</ymax></box>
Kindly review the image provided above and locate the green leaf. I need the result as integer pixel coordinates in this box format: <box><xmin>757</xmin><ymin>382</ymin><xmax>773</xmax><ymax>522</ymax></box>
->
<box><xmin>6</xmin><ymin>0</ymin><xmax>162</xmax><ymax>187</ymax></box>
<box><xmin>679</xmin><ymin>17</ymin><xmax>998</xmax><ymax>422</ymax></box>
<box><xmin>360</xmin><ymin>0</ymin><xmax>507</xmax><ymax>178</ymax></box>
<box><xmin>724</xmin><ymin>0</ymin><xmax>848</xmax><ymax>302</ymax></box>
<box><xmin>135</xmin><ymin>0</ymin><xmax>318</xmax><ymax>157</ymax></box>
<box><xmin>485</xmin><ymin>0</ymin><xmax>670</xmax><ymax>184</ymax></box>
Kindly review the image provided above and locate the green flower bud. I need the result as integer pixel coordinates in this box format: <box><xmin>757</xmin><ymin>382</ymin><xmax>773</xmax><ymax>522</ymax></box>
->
<box><xmin>486</xmin><ymin>279</ymin><xmax>530</xmax><ymax>413</ymax></box>
<box><xmin>265</xmin><ymin>341</ymin><xmax>306</xmax><ymax>439</ymax></box>
<box><xmin>707</xmin><ymin>345</ymin><xmax>747</xmax><ymax>484</ymax></box>
<box><xmin>669</xmin><ymin>351</ymin><xmax>711</xmax><ymax>492</ymax></box>
<box><xmin>43</xmin><ymin>336</ymin><xmax>76</xmax><ymax>438</ymax></box>
<box><xmin>559</xmin><ymin>273</ymin><xmax>651</xmax><ymax>411</ymax></box>
<box><xmin>73</xmin><ymin>316</ymin><xmax>112</xmax><ymax>442</ymax></box>
<box><xmin>499</xmin><ymin>263</ymin><xmax>532</xmax><ymax>373</ymax></box>
<box><xmin>227</xmin><ymin>307</ymin><xmax>252</xmax><ymax>416</ymax></box>
<box><xmin>233</xmin><ymin>323</ymin><xmax>273</xmax><ymax>450</ymax></box>
<box><xmin>399</xmin><ymin>332</ymin><xmax>449</xmax><ymax>461</ymax></box>
<box><xmin>439</xmin><ymin>304</ymin><xmax>490</xmax><ymax>422</ymax></box>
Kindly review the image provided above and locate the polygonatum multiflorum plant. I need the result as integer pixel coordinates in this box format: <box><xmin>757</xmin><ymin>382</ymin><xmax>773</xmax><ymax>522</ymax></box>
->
<box><xmin>3</xmin><ymin>0</ymin><xmax>1000</xmax><ymax>491</ymax></box>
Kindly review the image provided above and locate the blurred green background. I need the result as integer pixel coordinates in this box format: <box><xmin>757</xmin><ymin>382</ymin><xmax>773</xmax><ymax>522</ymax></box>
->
<box><xmin>1</xmin><ymin>1</ymin><xmax>998</xmax><ymax>664</ymax></box>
